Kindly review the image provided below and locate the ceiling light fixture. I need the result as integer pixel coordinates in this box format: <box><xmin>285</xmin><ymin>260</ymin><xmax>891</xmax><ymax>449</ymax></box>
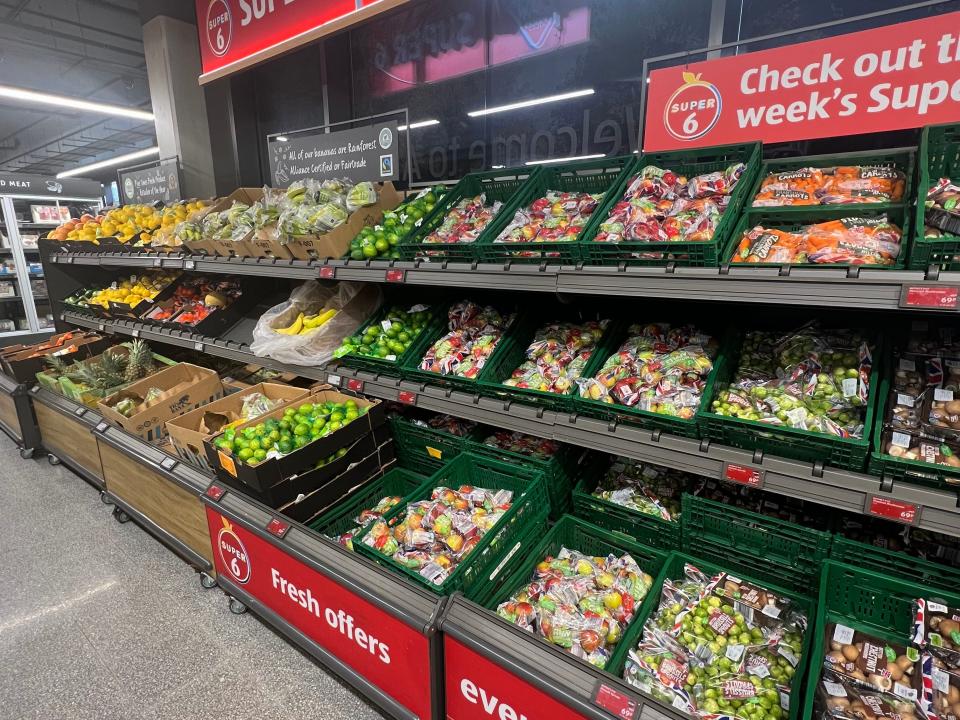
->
<box><xmin>491</xmin><ymin>164</ymin><xmax>505</xmax><ymax>169</ymax></box>
<box><xmin>397</xmin><ymin>119</ymin><xmax>440</xmax><ymax>131</ymax></box>
<box><xmin>57</xmin><ymin>147</ymin><xmax>160</xmax><ymax>179</ymax></box>
<box><xmin>467</xmin><ymin>89</ymin><xmax>595</xmax><ymax>118</ymax></box>
<box><xmin>0</xmin><ymin>84</ymin><xmax>154</xmax><ymax>121</ymax></box>
<box><xmin>525</xmin><ymin>153</ymin><xmax>604</xmax><ymax>166</ymax></box>
<box><xmin>275</xmin><ymin>135</ymin><xmax>289</xmax><ymax>142</ymax></box>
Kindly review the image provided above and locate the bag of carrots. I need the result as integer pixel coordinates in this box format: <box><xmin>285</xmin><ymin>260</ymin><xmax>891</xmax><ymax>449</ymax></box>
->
<box><xmin>752</xmin><ymin>165</ymin><xmax>905</xmax><ymax>207</ymax></box>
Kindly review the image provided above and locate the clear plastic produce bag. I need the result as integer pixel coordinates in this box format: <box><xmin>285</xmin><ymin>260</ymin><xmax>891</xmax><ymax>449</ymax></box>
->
<box><xmin>250</xmin><ymin>280</ymin><xmax>381</xmax><ymax>366</ymax></box>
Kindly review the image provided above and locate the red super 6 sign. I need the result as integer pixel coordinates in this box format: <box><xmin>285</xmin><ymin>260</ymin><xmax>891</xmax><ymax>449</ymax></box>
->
<box><xmin>643</xmin><ymin>11</ymin><xmax>960</xmax><ymax>150</ymax></box>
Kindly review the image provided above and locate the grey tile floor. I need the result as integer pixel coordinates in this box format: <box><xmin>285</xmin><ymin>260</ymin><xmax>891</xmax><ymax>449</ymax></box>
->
<box><xmin>0</xmin><ymin>433</ymin><xmax>386</xmax><ymax>720</ymax></box>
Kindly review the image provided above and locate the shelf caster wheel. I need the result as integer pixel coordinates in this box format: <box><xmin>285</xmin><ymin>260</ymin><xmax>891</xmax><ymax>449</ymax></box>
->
<box><xmin>112</xmin><ymin>507</ymin><xmax>130</xmax><ymax>524</ymax></box>
<box><xmin>99</xmin><ymin>491</ymin><xmax>113</xmax><ymax>506</ymax></box>
<box><xmin>47</xmin><ymin>454</ymin><xmax>60</xmax><ymax>466</ymax></box>
<box><xmin>18</xmin><ymin>447</ymin><xmax>33</xmax><ymax>459</ymax></box>
<box><xmin>228</xmin><ymin>597</ymin><xmax>247</xmax><ymax>615</ymax></box>
<box><xmin>199</xmin><ymin>572</ymin><xmax>217</xmax><ymax>590</ymax></box>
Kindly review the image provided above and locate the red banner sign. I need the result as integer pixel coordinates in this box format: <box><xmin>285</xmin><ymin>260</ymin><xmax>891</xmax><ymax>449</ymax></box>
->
<box><xmin>444</xmin><ymin>636</ymin><xmax>590</xmax><ymax>720</ymax></box>
<box><xmin>197</xmin><ymin>0</ymin><xmax>384</xmax><ymax>77</ymax></box>
<box><xmin>644</xmin><ymin>11</ymin><xmax>960</xmax><ymax>150</ymax></box>
<box><xmin>205</xmin><ymin>507</ymin><xmax>432</xmax><ymax>719</ymax></box>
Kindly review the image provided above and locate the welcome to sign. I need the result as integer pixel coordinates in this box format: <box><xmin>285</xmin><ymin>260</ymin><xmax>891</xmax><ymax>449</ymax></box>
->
<box><xmin>643</xmin><ymin>11</ymin><xmax>960</xmax><ymax>150</ymax></box>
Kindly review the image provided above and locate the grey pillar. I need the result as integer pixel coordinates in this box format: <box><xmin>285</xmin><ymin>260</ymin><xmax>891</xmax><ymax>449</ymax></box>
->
<box><xmin>142</xmin><ymin>14</ymin><xmax>216</xmax><ymax>198</ymax></box>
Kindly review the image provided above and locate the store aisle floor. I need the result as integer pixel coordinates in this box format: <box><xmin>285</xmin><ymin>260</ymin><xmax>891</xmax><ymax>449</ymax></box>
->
<box><xmin>0</xmin><ymin>434</ymin><xmax>386</xmax><ymax>720</ymax></box>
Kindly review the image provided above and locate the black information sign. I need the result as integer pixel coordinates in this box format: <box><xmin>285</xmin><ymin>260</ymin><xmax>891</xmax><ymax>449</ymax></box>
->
<box><xmin>118</xmin><ymin>157</ymin><xmax>182</xmax><ymax>203</ymax></box>
<box><xmin>268</xmin><ymin>122</ymin><xmax>399</xmax><ymax>187</ymax></box>
<box><xmin>0</xmin><ymin>173</ymin><xmax>101</xmax><ymax>199</ymax></box>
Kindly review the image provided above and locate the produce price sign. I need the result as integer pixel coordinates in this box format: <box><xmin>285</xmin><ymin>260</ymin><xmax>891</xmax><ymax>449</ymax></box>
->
<box><xmin>865</xmin><ymin>495</ymin><xmax>920</xmax><ymax>526</ymax></box>
<box><xmin>899</xmin><ymin>285</ymin><xmax>960</xmax><ymax>311</ymax></box>
<box><xmin>267</xmin><ymin>122</ymin><xmax>399</xmax><ymax>187</ymax></box>
<box><xmin>445</xmin><ymin>636</ymin><xmax>614</xmax><ymax>720</ymax></box>
<box><xmin>644</xmin><ymin>11</ymin><xmax>960</xmax><ymax>150</ymax></box>
<box><xmin>205</xmin><ymin>507</ymin><xmax>433</xmax><ymax>719</ymax></box>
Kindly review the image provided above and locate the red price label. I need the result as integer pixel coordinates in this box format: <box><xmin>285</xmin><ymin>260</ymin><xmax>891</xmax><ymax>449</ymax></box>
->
<box><xmin>867</xmin><ymin>496</ymin><xmax>919</xmax><ymax>525</ymax></box>
<box><xmin>594</xmin><ymin>683</ymin><xmax>639</xmax><ymax>720</ymax></box>
<box><xmin>266</xmin><ymin>518</ymin><xmax>290</xmax><ymax>537</ymax></box>
<box><xmin>902</xmin><ymin>286</ymin><xmax>959</xmax><ymax>310</ymax></box>
<box><xmin>397</xmin><ymin>390</ymin><xmax>416</xmax><ymax>405</ymax></box>
<box><xmin>385</xmin><ymin>269</ymin><xmax>405</xmax><ymax>283</ymax></box>
<box><xmin>347</xmin><ymin>378</ymin><xmax>364</xmax><ymax>392</ymax></box>
<box><xmin>319</xmin><ymin>266</ymin><xmax>335</xmax><ymax>279</ymax></box>
<box><xmin>723</xmin><ymin>463</ymin><xmax>765</xmax><ymax>488</ymax></box>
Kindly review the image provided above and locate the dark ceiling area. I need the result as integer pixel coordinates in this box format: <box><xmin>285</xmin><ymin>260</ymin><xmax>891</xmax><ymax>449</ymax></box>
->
<box><xmin>0</xmin><ymin>0</ymin><xmax>156</xmax><ymax>180</ymax></box>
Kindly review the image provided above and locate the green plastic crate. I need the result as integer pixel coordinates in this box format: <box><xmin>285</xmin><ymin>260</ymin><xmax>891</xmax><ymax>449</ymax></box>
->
<box><xmin>830</xmin><ymin>535</ymin><xmax>960</xmax><ymax>596</ymax></box>
<box><xmin>388</xmin><ymin>414</ymin><xmax>471</xmax><ymax>474</ymax></box>
<box><xmin>581</xmin><ymin>143</ymin><xmax>761</xmax><ymax>267</ymax></box>
<box><xmin>475</xmin><ymin>308</ymin><xmax>616</xmax><ymax>413</ymax></box>
<box><xmin>911</xmin><ymin>124</ymin><xmax>960</xmax><ymax>270</ymax></box>
<box><xmin>572</xmin><ymin>318</ymin><xmax>721</xmax><ymax>438</ymax></box>
<box><xmin>698</xmin><ymin>328</ymin><xmax>881</xmax><ymax>471</ymax></box>
<box><xmin>570</xmin><ymin>457</ymin><xmax>684</xmax><ymax>552</ymax></box>
<box><xmin>354</xmin><ymin>452</ymin><xmax>549</xmax><ymax>599</ymax></box>
<box><xmin>681</xmin><ymin>494</ymin><xmax>832</xmax><ymax>595</ymax></box>
<box><xmin>307</xmin><ymin>466</ymin><xmax>429</xmax><ymax>543</ymax></box>
<box><xmin>481</xmin><ymin>514</ymin><xmax>669</xmax><ymax>666</ymax></box>
<box><xmin>476</xmin><ymin>156</ymin><xmax>634</xmax><ymax>265</ymax></box>
<box><xmin>397</xmin><ymin>169</ymin><xmax>533</xmax><ymax>262</ymax></box>
<box><xmin>868</xmin><ymin>376</ymin><xmax>960</xmax><ymax>491</ymax></box>
<box><xmin>800</xmin><ymin>560</ymin><xmax>960</xmax><ymax>720</ymax></box>
<box><xmin>607</xmin><ymin>550</ymin><xmax>814</xmax><ymax>718</ymax></box>
<box><xmin>335</xmin><ymin>300</ymin><xmax>444</xmax><ymax>377</ymax></box>
<box><xmin>747</xmin><ymin>147</ymin><xmax>915</xmax><ymax>217</ymax></box>
<box><xmin>466</xmin><ymin>427</ymin><xmax>583</xmax><ymax>519</ymax></box>
<box><xmin>399</xmin><ymin>298</ymin><xmax>520</xmax><ymax>392</ymax></box>
<box><xmin>723</xmin><ymin>206</ymin><xmax>911</xmax><ymax>270</ymax></box>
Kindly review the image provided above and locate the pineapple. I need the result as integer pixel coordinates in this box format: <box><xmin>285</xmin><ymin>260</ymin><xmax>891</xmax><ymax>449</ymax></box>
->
<box><xmin>124</xmin><ymin>339</ymin><xmax>155</xmax><ymax>383</ymax></box>
<box><xmin>45</xmin><ymin>354</ymin><xmax>70</xmax><ymax>377</ymax></box>
<box><xmin>99</xmin><ymin>348</ymin><xmax>128</xmax><ymax>383</ymax></box>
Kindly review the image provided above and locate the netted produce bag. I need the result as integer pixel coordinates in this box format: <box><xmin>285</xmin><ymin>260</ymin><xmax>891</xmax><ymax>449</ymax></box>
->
<box><xmin>710</xmin><ymin>322</ymin><xmax>873</xmax><ymax>438</ymax></box>
<box><xmin>250</xmin><ymin>280</ymin><xmax>381</xmax><ymax>366</ymax></box>
<box><xmin>423</xmin><ymin>194</ymin><xmax>502</xmax><ymax>245</ymax></box>
<box><xmin>577</xmin><ymin>323</ymin><xmax>717</xmax><ymax>419</ymax></box>
<box><xmin>503</xmin><ymin>319</ymin><xmax>608</xmax><ymax>394</ymax></box>
<box><xmin>362</xmin><ymin>485</ymin><xmax>513</xmax><ymax>586</ymax></box>
<box><xmin>496</xmin><ymin>547</ymin><xmax>655</xmax><ymax>669</ymax></box>
<box><xmin>419</xmin><ymin>300</ymin><xmax>514</xmax><ymax>379</ymax></box>
<box><xmin>591</xmin><ymin>457</ymin><xmax>700</xmax><ymax>521</ymax></box>
<box><xmin>624</xmin><ymin>563</ymin><xmax>807</xmax><ymax>720</ymax></box>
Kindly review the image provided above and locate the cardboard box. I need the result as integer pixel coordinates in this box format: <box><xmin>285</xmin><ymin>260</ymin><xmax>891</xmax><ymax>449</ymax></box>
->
<box><xmin>215</xmin><ymin>428</ymin><xmax>393</xmax><ymax>509</ymax></box>
<box><xmin>283</xmin><ymin>183</ymin><xmax>402</xmax><ymax>261</ymax></box>
<box><xmin>98</xmin><ymin>363</ymin><xmax>224</xmax><ymax>442</ymax></box>
<box><xmin>244</xmin><ymin>226</ymin><xmax>293</xmax><ymax>260</ymax></box>
<box><xmin>1</xmin><ymin>331</ymin><xmax>111</xmax><ymax>383</ymax></box>
<box><xmin>204</xmin><ymin>385</ymin><xmax>385</xmax><ymax>492</ymax></box>
<box><xmin>202</xmin><ymin>188</ymin><xmax>264</xmax><ymax>258</ymax></box>
<box><xmin>166</xmin><ymin>381</ymin><xmax>309</xmax><ymax>469</ymax></box>
<box><xmin>280</xmin><ymin>445</ymin><xmax>395</xmax><ymax>523</ymax></box>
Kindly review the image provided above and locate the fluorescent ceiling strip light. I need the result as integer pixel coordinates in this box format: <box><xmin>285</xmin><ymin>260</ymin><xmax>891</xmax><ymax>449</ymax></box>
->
<box><xmin>57</xmin><ymin>147</ymin><xmax>160</xmax><ymax>179</ymax></box>
<box><xmin>467</xmin><ymin>88</ymin><xmax>594</xmax><ymax>118</ymax></box>
<box><xmin>275</xmin><ymin>135</ymin><xmax>289</xmax><ymax>142</ymax></box>
<box><xmin>525</xmin><ymin>154</ymin><xmax>604</xmax><ymax>166</ymax></box>
<box><xmin>491</xmin><ymin>165</ymin><xmax>505</xmax><ymax>169</ymax></box>
<box><xmin>0</xmin><ymin>84</ymin><xmax>154</xmax><ymax>121</ymax></box>
<box><xmin>397</xmin><ymin>119</ymin><xmax>440</xmax><ymax>131</ymax></box>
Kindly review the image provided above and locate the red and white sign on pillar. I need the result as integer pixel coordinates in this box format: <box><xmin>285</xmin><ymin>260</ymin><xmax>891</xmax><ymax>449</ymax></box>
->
<box><xmin>206</xmin><ymin>508</ymin><xmax>433</xmax><ymax>719</ymax></box>
<box><xmin>644</xmin><ymin>11</ymin><xmax>960</xmax><ymax>150</ymax></box>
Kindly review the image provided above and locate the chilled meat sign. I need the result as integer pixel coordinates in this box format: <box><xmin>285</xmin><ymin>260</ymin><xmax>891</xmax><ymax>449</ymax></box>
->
<box><xmin>644</xmin><ymin>11</ymin><xmax>960</xmax><ymax>150</ymax></box>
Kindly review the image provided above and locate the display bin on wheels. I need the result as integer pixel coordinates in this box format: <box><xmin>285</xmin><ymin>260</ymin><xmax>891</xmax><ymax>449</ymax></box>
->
<box><xmin>202</xmin><ymin>482</ymin><xmax>447</xmax><ymax>720</ymax></box>
<box><xmin>94</xmin><ymin>423</ymin><xmax>216</xmax><ymax>579</ymax></box>
<box><xmin>800</xmin><ymin>560</ymin><xmax>960</xmax><ymax>720</ymax></box>
<box><xmin>0</xmin><ymin>371</ymin><xmax>40</xmax><ymax>457</ymax></box>
<box><xmin>29</xmin><ymin>385</ymin><xmax>106</xmax><ymax>489</ymax></box>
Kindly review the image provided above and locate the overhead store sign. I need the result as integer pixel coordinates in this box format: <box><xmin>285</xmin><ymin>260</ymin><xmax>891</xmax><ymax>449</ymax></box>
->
<box><xmin>117</xmin><ymin>157</ymin><xmax>181</xmax><ymax>204</ymax></box>
<box><xmin>643</xmin><ymin>11</ymin><xmax>960</xmax><ymax>150</ymax></box>
<box><xmin>268</xmin><ymin>121</ymin><xmax>399</xmax><ymax>186</ymax></box>
<box><xmin>0</xmin><ymin>173</ymin><xmax>101</xmax><ymax>199</ymax></box>
<box><xmin>196</xmin><ymin>0</ymin><xmax>406</xmax><ymax>82</ymax></box>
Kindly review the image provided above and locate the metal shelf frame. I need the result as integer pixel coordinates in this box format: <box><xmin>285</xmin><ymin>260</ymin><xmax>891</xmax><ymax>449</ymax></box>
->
<box><xmin>60</xmin><ymin>309</ymin><xmax>960</xmax><ymax>539</ymax></box>
<box><xmin>47</xmin><ymin>252</ymin><xmax>960</xmax><ymax>312</ymax></box>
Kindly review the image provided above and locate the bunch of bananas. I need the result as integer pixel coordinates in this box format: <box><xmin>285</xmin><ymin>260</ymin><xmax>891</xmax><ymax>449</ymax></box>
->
<box><xmin>274</xmin><ymin>309</ymin><xmax>338</xmax><ymax>335</ymax></box>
